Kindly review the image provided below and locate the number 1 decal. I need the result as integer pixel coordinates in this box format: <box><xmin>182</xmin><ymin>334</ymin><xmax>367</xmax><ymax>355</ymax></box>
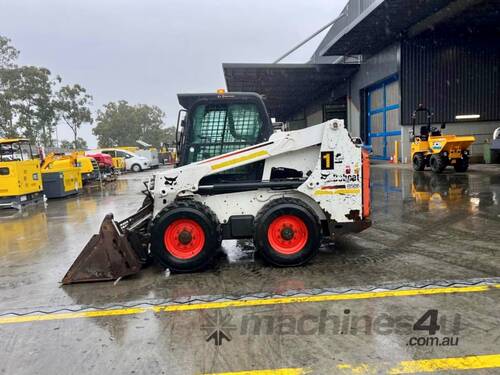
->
<box><xmin>321</xmin><ymin>151</ymin><xmax>334</xmax><ymax>170</ymax></box>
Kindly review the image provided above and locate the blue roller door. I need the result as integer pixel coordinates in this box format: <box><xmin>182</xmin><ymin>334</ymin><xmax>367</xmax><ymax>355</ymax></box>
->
<box><xmin>367</xmin><ymin>76</ymin><xmax>401</xmax><ymax>160</ymax></box>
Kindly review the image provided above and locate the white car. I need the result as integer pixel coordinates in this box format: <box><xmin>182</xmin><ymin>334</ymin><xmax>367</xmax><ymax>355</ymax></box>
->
<box><xmin>95</xmin><ymin>148</ymin><xmax>151</xmax><ymax>172</ymax></box>
<box><xmin>134</xmin><ymin>149</ymin><xmax>159</xmax><ymax>168</ymax></box>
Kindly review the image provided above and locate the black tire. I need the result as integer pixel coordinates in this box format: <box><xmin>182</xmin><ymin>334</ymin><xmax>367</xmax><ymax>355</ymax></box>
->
<box><xmin>131</xmin><ymin>164</ymin><xmax>142</xmax><ymax>173</ymax></box>
<box><xmin>253</xmin><ymin>198</ymin><xmax>321</xmax><ymax>267</ymax></box>
<box><xmin>454</xmin><ymin>155</ymin><xmax>469</xmax><ymax>172</ymax></box>
<box><xmin>430</xmin><ymin>154</ymin><xmax>447</xmax><ymax>173</ymax></box>
<box><xmin>150</xmin><ymin>200</ymin><xmax>220</xmax><ymax>272</ymax></box>
<box><xmin>413</xmin><ymin>153</ymin><xmax>426</xmax><ymax>171</ymax></box>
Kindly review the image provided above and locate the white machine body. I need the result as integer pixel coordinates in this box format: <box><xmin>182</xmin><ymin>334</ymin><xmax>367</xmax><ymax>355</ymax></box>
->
<box><xmin>149</xmin><ymin>119</ymin><xmax>370</xmax><ymax>235</ymax></box>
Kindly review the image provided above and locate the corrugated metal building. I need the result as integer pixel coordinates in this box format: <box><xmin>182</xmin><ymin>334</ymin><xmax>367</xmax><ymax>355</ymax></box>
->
<box><xmin>224</xmin><ymin>0</ymin><xmax>500</xmax><ymax>162</ymax></box>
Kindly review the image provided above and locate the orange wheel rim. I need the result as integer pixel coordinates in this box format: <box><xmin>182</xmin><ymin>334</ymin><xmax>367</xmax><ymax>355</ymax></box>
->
<box><xmin>164</xmin><ymin>219</ymin><xmax>205</xmax><ymax>259</ymax></box>
<box><xmin>267</xmin><ymin>215</ymin><xmax>308</xmax><ymax>255</ymax></box>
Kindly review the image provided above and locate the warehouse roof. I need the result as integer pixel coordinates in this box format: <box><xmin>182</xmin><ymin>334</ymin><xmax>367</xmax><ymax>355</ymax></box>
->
<box><xmin>223</xmin><ymin>63</ymin><xmax>359</xmax><ymax>120</ymax></box>
<box><xmin>317</xmin><ymin>0</ymin><xmax>454</xmax><ymax>56</ymax></box>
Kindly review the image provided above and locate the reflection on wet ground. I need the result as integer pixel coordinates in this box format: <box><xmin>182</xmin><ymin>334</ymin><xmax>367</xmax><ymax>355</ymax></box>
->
<box><xmin>0</xmin><ymin>166</ymin><xmax>498</xmax><ymax>312</ymax></box>
<box><xmin>1</xmin><ymin>166</ymin><xmax>500</xmax><ymax>375</ymax></box>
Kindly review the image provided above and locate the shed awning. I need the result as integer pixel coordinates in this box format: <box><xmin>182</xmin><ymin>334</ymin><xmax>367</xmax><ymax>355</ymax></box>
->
<box><xmin>223</xmin><ymin>63</ymin><xmax>359</xmax><ymax>120</ymax></box>
<box><xmin>318</xmin><ymin>0</ymin><xmax>454</xmax><ymax>56</ymax></box>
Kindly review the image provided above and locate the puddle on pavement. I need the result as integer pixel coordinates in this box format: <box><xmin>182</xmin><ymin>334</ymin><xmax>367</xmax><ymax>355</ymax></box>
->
<box><xmin>1</xmin><ymin>168</ymin><xmax>499</xmax><ymax>265</ymax></box>
<box><xmin>372</xmin><ymin>168</ymin><xmax>499</xmax><ymax>214</ymax></box>
<box><xmin>222</xmin><ymin>239</ymin><xmax>255</xmax><ymax>263</ymax></box>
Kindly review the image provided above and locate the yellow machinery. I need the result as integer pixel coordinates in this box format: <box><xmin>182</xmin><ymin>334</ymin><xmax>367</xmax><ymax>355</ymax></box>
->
<box><xmin>77</xmin><ymin>155</ymin><xmax>100</xmax><ymax>183</ymax></box>
<box><xmin>41</xmin><ymin>153</ymin><xmax>82</xmax><ymax>198</ymax></box>
<box><xmin>411</xmin><ymin>106</ymin><xmax>475</xmax><ymax>173</ymax></box>
<box><xmin>0</xmin><ymin>138</ymin><xmax>44</xmax><ymax>209</ymax></box>
<box><xmin>112</xmin><ymin>157</ymin><xmax>125</xmax><ymax>171</ymax></box>
<box><xmin>91</xmin><ymin>148</ymin><xmax>126</xmax><ymax>171</ymax></box>
<box><xmin>51</xmin><ymin>152</ymin><xmax>100</xmax><ymax>184</ymax></box>
<box><xmin>159</xmin><ymin>144</ymin><xmax>177</xmax><ymax>165</ymax></box>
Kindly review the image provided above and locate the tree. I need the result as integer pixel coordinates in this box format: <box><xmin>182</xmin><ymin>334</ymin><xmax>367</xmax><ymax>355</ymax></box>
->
<box><xmin>93</xmin><ymin>101</ymin><xmax>168</xmax><ymax>148</ymax></box>
<box><xmin>0</xmin><ymin>35</ymin><xmax>93</xmax><ymax>147</ymax></box>
<box><xmin>60</xmin><ymin>137</ymin><xmax>88</xmax><ymax>150</ymax></box>
<box><xmin>56</xmin><ymin>84</ymin><xmax>93</xmax><ymax>148</ymax></box>
<box><xmin>0</xmin><ymin>65</ymin><xmax>59</xmax><ymax>145</ymax></box>
<box><xmin>0</xmin><ymin>35</ymin><xmax>19</xmax><ymax>69</ymax></box>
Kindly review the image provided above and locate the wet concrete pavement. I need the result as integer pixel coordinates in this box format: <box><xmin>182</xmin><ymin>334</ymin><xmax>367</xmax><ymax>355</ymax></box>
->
<box><xmin>1</xmin><ymin>165</ymin><xmax>499</xmax><ymax>374</ymax></box>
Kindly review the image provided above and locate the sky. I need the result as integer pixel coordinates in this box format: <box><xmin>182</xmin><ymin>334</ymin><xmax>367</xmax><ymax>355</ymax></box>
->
<box><xmin>0</xmin><ymin>0</ymin><xmax>346</xmax><ymax>148</ymax></box>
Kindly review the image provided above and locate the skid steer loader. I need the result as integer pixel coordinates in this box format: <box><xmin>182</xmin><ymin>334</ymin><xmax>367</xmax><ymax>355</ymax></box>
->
<box><xmin>62</xmin><ymin>92</ymin><xmax>371</xmax><ymax>284</ymax></box>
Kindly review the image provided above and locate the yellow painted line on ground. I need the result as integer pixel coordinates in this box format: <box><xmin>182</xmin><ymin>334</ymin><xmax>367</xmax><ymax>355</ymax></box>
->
<box><xmin>0</xmin><ymin>284</ymin><xmax>497</xmax><ymax>325</ymax></box>
<box><xmin>337</xmin><ymin>354</ymin><xmax>500</xmax><ymax>374</ymax></box>
<box><xmin>153</xmin><ymin>284</ymin><xmax>490</xmax><ymax>313</ymax></box>
<box><xmin>202</xmin><ymin>368</ymin><xmax>306</xmax><ymax>375</ymax></box>
<box><xmin>389</xmin><ymin>353</ymin><xmax>500</xmax><ymax>373</ymax></box>
<box><xmin>0</xmin><ymin>306</ymin><xmax>147</xmax><ymax>325</ymax></box>
<box><xmin>211</xmin><ymin>150</ymin><xmax>269</xmax><ymax>170</ymax></box>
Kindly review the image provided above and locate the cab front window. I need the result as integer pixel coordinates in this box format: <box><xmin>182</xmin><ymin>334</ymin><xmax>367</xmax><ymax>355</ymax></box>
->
<box><xmin>0</xmin><ymin>141</ymin><xmax>34</xmax><ymax>162</ymax></box>
<box><xmin>187</xmin><ymin>103</ymin><xmax>263</xmax><ymax>163</ymax></box>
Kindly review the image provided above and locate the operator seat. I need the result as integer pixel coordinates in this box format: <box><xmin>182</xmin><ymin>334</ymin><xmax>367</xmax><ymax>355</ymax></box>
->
<box><xmin>420</xmin><ymin>126</ymin><xmax>429</xmax><ymax>141</ymax></box>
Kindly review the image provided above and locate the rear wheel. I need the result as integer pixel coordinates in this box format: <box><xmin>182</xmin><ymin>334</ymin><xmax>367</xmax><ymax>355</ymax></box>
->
<box><xmin>454</xmin><ymin>155</ymin><xmax>469</xmax><ymax>172</ymax></box>
<box><xmin>253</xmin><ymin>198</ymin><xmax>321</xmax><ymax>267</ymax></box>
<box><xmin>150</xmin><ymin>200</ymin><xmax>219</xmax><ymax>272</ymax></box>
<box><xmin>412</xmin><ymin>153</ymin><xmax>426</xmax><ymax>171</ymax></box>
<box><xmin>430</xmin><ymin>154</ymin><xmax>447</xmax><ymax>173</ymax></box>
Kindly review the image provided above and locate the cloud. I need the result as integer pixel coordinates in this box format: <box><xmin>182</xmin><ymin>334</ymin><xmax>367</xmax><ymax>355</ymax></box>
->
<box><xmin>1</xmin><ymin>0</ymin><xmax>346</xmax><ymax>148</ymax></box>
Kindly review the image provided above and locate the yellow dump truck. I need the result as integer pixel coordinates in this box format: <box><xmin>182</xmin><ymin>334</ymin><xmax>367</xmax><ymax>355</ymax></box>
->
<box><xmin>0</xmin><ymin>138</ymin><xmax>44</xmax><ymax>209</ymax></box>
<box><xmin>411</xmin><ymin>106</ymin><xmax>475</xmax><ymax>173</ymax></box>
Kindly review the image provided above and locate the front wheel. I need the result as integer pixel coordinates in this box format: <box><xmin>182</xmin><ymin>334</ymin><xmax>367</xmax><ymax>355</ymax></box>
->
<box><xmin>430</xmin><ymin>154</ymin><xmax>447</xmax><ymax>173</ymax></box>
<box><xmin>253</xmin><ymin>198</ymin><xmax>321</xmax><ymax>267</ymax></box>
<box><xmin>150</xmin><ymin>200</ymin><xmax>220</xmax><ymax>272</ymax></box>
<box><xmin>131</xmin><ymin>164</ymin><xmax>142</xmax><ymax>173</ymax></box>
<box><xmin>413</xmin><ymin>153</ymin><xmax>426</xmax><ymax>171</ymax></box>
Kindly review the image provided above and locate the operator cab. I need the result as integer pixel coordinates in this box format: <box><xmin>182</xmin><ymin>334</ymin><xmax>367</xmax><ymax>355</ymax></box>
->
<box><xmin>0</xmin><ymin>139</ymin><xmax>37</xmax><ymax>162</ymax></box>
<box><xmin>419</xmin><ymin>125</ymin><xmax>444</xmax><ymax>141</ymax></box>
<box><xmin>0</xmin><ymin>138</ymin><xmax>43</xmax><ymax>209</ymax></box>
<box><xmin>176</xmin><ymin>92</ymin><xmax>274</xmax><ymax>184</ymax></box>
